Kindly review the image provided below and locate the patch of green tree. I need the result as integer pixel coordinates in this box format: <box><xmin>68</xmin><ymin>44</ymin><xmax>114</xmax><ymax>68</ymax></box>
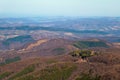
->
<box><xmin>76</xmin><ymin>74</ymin><xmax>101</xmax><ymax>80</ymax></box>
<box><xmin>38</xmin><ymin>65</ymin><xmax>75</xmax><ymax>80</ymax></box>
<box><xmin>15</xmin><ymin>63</ymin><xmax>76</xmax><ymax>80</ymax></box>
<box><xmin>9</xmin><ymin>64</ymin><xmax>35</xmax><ymax>80</ymax></box>
<box><xmin>2</xmin><ymin>35</ymin><xmax>34</xmax><ymax>46</ymax></box>
<box><xmin>0</xmin><ymin>72</ymin><xmax>12</xmax><ymax>80</ymax></box>
<box><xmin>5</xmin><ymin>56</ymin><xmax>21</xmax><ymax>64</ymax></box>
<box><xmin>53</xmin><ymin>48</ymin><xmax>65</xmax><ymax>55</ymax></box>
<box><xmin>73</xmin><ymin>41</ymin><xmax>108</xmax><ymax>49</ymax></box>
<box><xmin>69</xmin><ymin>50</ymin><xmax>98</xmax><ymax>59</ymax></box>
<box><xmin>0</xmin><ymin>56</ymin><xmax>21</xmax><ymax>66</ymax></box>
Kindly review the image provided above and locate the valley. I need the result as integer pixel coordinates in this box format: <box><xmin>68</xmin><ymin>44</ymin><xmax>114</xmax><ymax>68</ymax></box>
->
<box><xmin>0</xmin><ymin>17</ymin><xmax>120</xmax><ymax>80</ymax></box>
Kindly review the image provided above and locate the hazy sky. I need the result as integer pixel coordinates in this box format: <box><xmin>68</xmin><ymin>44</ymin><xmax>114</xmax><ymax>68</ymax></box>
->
<box><xmin>0</xmin><ymin>0</ymin><xmax>120</xmax><ymax>17</ymax></box>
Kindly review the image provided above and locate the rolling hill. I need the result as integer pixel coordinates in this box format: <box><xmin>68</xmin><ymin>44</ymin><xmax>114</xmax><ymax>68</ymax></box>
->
<box><xmin>0</xmin><ymin>48</ymin><xmax>120</xmax><ymax>80</ymax></box>
<box><xmin>0</xmin><ymin>38</ymin><xmax>119</xmax><ymax>80</ymax></box>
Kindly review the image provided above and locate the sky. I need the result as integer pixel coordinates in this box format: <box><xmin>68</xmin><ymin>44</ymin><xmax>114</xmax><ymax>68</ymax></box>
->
<box><xmin>0</xmin><ymin>0</ymin><xmax>120</xmax><ymax>17</ymax></box>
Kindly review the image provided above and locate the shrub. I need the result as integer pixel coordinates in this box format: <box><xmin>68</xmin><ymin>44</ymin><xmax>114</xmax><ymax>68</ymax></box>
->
<box><xmin>0</xmin><ymin>72</ymin><xmax>12</xmax><ymax>80</ymax></box>
<box><xmin>53</xmin><ymin>48</ymin><xmax>65</xmax><ymax>55</ymax></box>
<box><xmin>5</xmin><ymin>56</ymin><xmax>21</xmax><ymax>64</ymax></box>
<box><xmin>69</xmin><ymin>50</ymin><xmax>96</xmax><ymax>59</ymax></box>
<box><xmin>0</xmin><ymin>56</ymin><xmax>21</xmax><ymax>66</ymax></box>
<box><xmin>15</xmin><ymin>63</ymin><xmax>76</xmax><ymax>80</ymax></box>
<box><xmin>38</xmin><ymin>63</ymin><xmax>76</xmax><ymax>80</ymax></box>
<box><xmin>9</xmin><ymin>64</ymin><xmax>35</xmax><ymax>80</ymax></box>
<box><xmin>76</xmin><ymin>74</ymin><xmax>101</xmax><ymax>80</ymax></box>
<box><xmin>73</xmin><ymin>41</ymin><xmax>108</xmax><ymax>49</ymax></box>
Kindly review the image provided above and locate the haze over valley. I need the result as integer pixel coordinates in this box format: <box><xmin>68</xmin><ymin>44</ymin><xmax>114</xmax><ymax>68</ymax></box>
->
<box><xmin>0</xmin><ymin>0</ymin><xmax>120</xmax><ymax>80</ymax></box>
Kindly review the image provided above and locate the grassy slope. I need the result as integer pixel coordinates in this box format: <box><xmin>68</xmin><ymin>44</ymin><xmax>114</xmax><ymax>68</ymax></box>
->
<box><xmin>0</xmin><ymin>48</ymin><xmax>120</xmax><ymax>80</ymax></box>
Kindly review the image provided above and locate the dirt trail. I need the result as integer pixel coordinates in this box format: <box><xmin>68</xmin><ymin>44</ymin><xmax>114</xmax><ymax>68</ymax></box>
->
<box><xmin>26</xmin><ymin>39</ymin><xmax>48</xmax><ymax>50</ymax></box>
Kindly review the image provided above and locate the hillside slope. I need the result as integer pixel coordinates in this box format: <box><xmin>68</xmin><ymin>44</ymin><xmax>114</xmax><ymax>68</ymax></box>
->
<box><xmin>0</xmin><ymin>48</ymin><xmax>120</xmax><ymax>80</ymax></box>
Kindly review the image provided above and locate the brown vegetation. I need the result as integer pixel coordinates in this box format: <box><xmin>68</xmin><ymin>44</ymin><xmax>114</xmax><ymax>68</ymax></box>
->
<box><xmin>0</xmin><ymin>48</ymin><xmax>120</xmax><ymax>80</ymax></box>
<box><xmin>0</xmin><ymin>39</ymin><xmax>120</xmax><ymax>80</ymax></box>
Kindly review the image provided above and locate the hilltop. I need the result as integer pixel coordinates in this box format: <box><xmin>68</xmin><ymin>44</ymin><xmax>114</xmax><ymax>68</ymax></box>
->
<box><xmin>0</xmin><ymin>38</ymin><xmax>119</xmax><ymax>80</ymax></box>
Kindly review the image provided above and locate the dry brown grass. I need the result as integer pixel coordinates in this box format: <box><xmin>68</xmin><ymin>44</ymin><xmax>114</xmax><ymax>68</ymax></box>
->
<box><xmin>0</xmin><ymin>48</ymin><xmax>120</xmax><ymax>80</ymax></box>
